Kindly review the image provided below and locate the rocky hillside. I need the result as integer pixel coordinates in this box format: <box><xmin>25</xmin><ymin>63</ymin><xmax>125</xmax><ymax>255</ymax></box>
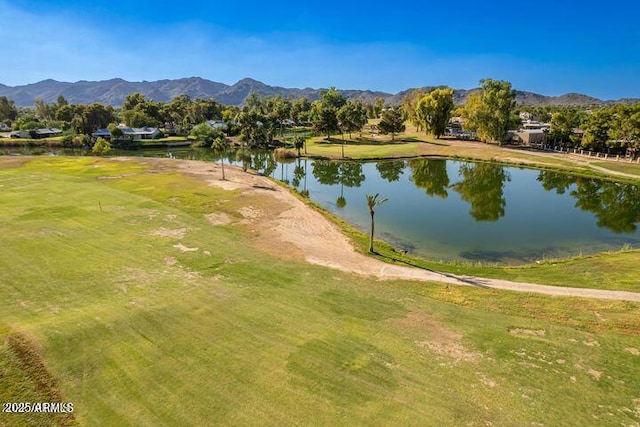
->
<box><xmin>0</xmin><ymin>77</ymin><xmax>635</xmax><ymax>107</ymax></box>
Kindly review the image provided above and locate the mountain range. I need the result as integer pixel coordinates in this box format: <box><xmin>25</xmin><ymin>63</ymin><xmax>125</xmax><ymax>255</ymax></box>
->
<box><xmin>0</xmin><ymin>77</ymin><xmax>636</xmax><ymax>108</ymax></box>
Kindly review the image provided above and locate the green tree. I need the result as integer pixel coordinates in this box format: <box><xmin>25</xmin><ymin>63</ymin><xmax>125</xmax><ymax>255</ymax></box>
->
<box><xmin>377</xmin><ymin>107</ymin><xmax>405</xmax><ymax>141</ymax></box>
<box><xmin>190</xmin><ymin>122</ymin><xmax>220</xmax><ymax>147</ymax></box>
<box><xmin>264</xmin><ymin>95</ymin><xmax>291</xmax><ymax>136</ymax></box>
<box><xmin>55</xmin><ymin>104</ymin><xmax>75</xmax><ymax>123</ymax></box>
<box><xmin>549</xmin><ymin>108</ymin><xmax>587</xmax><ymax>145</ymax></box>
<box><xmin>337</xmin><ymin>99</ymin><xmax>368</xmax><ymax>139</ymax></box>
<box><xmin>293</xmin><ymin>135</ymin><xmax>305</xmax><ymax>157</ymax></box>
<box><xmin>373</xmin><ymin>97</ymin><xmax>386</xmax><ymax>117</ymax></box>
<box><xmin>121</xmin><ymin>93</ymin><xmax>163</xmax><ymax>127</ymax></box>
<box><xmin>402</xmin><ymin>88</ymin><xmax>426</xmax><ymax>132</ymax></box>
<box><xmin>34</xmin><ymin>98</ymin><xmax>56</xmax><ymax>122</ymax></box>
<box><xmin>321</xmin><ymin>87</ymin><xmax>346</xmax><ymax>110</ymax></box>
<box><xmin>0</xmin><ymin>96</ymin><xmax>18</xmax><ymax>122</ymax></box>
<box><xmin>462</xmin><ymin>79</ymin><xmax>517</xmax><ymax>144</ymax></box>
<box><xmin>582</xmin><ymin>108</ymin><xmax>613</xmax><ymax>151</ymax></box>
<box><xmin>366</xmin><ymin>193</ymin><xmax>388</xmax><ymax>253</ymax></box>
<box><xmin>291</xmin><ymin>96</ymin><xmax>311</xmax><ymax>123</ymax></box>
<box><xmin>162</xmin><ymin>94</ymin><xmax>192</xmax><ymax>130</ymax></box>
<box><xmin>310</xmin><ymin>100</ymin><xmax>339</xmax><ymax>139</ymax></box>
<box><xmin>108</xmin><ymin>123</ymin><xmax>124</xmax><ymax>140</ymax></box>
<box><xmin>92</xmin><ymin>137</ymin><xmax>111</xmax><ymax>155</ymax></box>
<box><xmin>415</xmin><ymin>88</ymin><xmax>455</xmax><ymax>138</ymax></box>
<box><xmin>609</xmin><ymin>103</ymin><xmax>640</xmax><ymax>154</ymax></box>
<box><xmin>69</xmin><ymin>103</ymin><xmax>115</xmax><ymax>135</ymax></box>
<box><xmin>235</xmin><ymin>110</ymin><xmax>272</xmax><ymax>147</ymax></box>
<box><xmin>211</xmin><ymin>136</ymin><xmax>230</xmax><ymax>180</ymax></box>
<box><xmin>56</xmin><ymin>95</ymin><xmax>68</xmax><ymax>107</ymax></box>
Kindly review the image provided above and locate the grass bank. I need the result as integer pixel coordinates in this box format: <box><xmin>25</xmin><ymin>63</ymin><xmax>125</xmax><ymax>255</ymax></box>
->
<box><xmin>1</xmin><ymin>156</ymin><xmax>639</xmax><ymax>426</ymax></box>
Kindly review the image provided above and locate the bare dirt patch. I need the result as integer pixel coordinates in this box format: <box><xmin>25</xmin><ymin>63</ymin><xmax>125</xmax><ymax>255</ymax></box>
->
<box><xmin>509</xmin><ymin>328</ymin><xmax>547</xmax><ymax>337</ymax></box>
<box><xmin>204</xmin><ymin>212</ymin><xmax>232</xmax><ymax>226</ymax></box>
<box><xmin>395</xmin><ymin>312</ymin><xmax>481</xmax><ymax>364</ymax></box>
<box><xmin>165</xmin><ymin>256</ymin><xmax>177</xmax><ymax>266</ymax></box>
<box><xmin>625</xmin><ymin>347</ymin><xmax>640</xmax><ymax>356</ymax></box>
<box><xmin>173</xmin><ymin>243</ymin><xmax>199</xmax><ymax>252</ymax></box>
<box><xmin>0</xmin><ymin>156</ymin><xmax>29</xmax><ymax>169</ymax></box>
<box><xmin>238</xmin><ymin>206</ymin><xmax>262</xmax><ymax>223</ymax></box>
<box><xmin>150</xmin><ymin>227</ymin><xmax>187</xmax><ymax>239</ymax></box>
<box><xmin>588</xmin><ymin>368</ymin><xmax>602</xmax><ymax>381</ymax></box>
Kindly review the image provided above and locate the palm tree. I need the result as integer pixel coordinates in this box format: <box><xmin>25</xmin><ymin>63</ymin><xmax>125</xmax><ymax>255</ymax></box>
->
<box><xmin>211</xmin><ymin>136</ymin><xmax>229</xmax><ymax>180</ymax></box>
<box><xmin>366</xmin><ymin>193</ymin><xmax>388</xmax><ymax>253</ymax></box>
<box><xmin>293</xmin><ymin>136</ymin><xmax>305</xmax><ymax>157</ymax></box>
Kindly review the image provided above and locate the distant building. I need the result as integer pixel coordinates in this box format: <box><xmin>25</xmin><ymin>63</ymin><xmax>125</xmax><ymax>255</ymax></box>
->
<box><xmin>92</xmin><ymin>125</ymin><xmax>161</xmax><ymax>140</ymax></box>
<box><xmin>8</xmin><ymin>128</ymin><xmax>62</xmax><ymax>139</ymax></box>
<box><xmin>205</xmin><ymin>120</ymin><xmax>234</xmax><ymax>131</ymax></box>
<box><xmin>128</xmin><ymin>127</ymin><xmax>161</xmax><ymax>139</ymax></box>
<box><xmin>34</xmin><ymin>128</ymin><xmax>62</xmax><ymax>138</ymax></box>
<box><xmin>521</xmin><ymin>120</ymin><xmax>550</xmax><ymax>131</ymax></box>
<box><xmin>0</xmin><ymin>123</ymin><xmax>10</xmax><ymax>132</ymax></box>
<box><xmin>91</xmin><ymin>128</ymin><xmax>113</xmax><ymax>139</ymax></box>
<box><xmin>515</xmin><ymin>129</ymin><xmax>547</xmax><ymax>145</ymax></box>
<box><xmin>8</xmin><ymin>130</ymin><xmax>31</xmax><ymax>139</ymax></box>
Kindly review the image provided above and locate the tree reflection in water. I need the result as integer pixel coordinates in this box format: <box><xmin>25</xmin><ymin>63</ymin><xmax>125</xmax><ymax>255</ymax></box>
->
<box><xmin>408</xmin><ymin>159</ymin><xmax>450</xmax><ymax>199</ymax></box>
<box><xmin>376</xmin><ymin>160</ymin><xmax>405</xmax><ymax>183</ymax></box>
<box><xmin>538</xmin><ymin>171</ymin><xmax>640</xmax><ymax>233</ymax></box>
<box><xmin>312</xmin><ymin>160</ymin><xmax>365</xmax><ymax>208</ymax></box>
<box><xmin>452</xmin><ymin>163</ymin><xmax>511</xmax><ymax>221</ymax></box>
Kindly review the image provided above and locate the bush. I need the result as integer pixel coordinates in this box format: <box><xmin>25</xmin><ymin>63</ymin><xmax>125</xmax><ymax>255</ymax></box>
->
<box><xmin>73</xmin><ymin>134</ymin><xmax>91</xmax><ymax>147</ymax></box>
<box><xmin>273</xmin><ymin>148</ymin><xmax>296</xmax><ymax>159</ymax></box>
<box><xmin>92</xmin><ymin>137</ymin><xmax>111</xmax><ymax>155</ymax></box>
<box><xmin>61</xmin><ymin>135</ymin><xmax>74</xmax><ymax>147</ymax></box>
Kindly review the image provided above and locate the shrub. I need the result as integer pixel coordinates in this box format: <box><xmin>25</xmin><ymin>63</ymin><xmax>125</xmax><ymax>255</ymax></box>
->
<box><xmin>92</xmin><ymin>137</ymin><xmax>111</xmax><ymax>155</ymax></box>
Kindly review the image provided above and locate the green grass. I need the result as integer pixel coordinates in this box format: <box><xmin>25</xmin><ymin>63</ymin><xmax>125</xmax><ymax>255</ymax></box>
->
<box><xmin>1</xmin><ymin>156</ymin><xmax>639</xmax><ymax>426</ymax></box>
<box><xmin>592</xmin><ymin>160</ymin><xmax>640</xmax><ymax>176</ymax></box>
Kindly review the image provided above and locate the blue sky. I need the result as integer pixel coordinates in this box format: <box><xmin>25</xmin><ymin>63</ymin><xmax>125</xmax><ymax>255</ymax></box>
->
<box><xmin>1</xmin><ymin>0</ymin><xmax>639</xmax><ymax>99</ymax></box>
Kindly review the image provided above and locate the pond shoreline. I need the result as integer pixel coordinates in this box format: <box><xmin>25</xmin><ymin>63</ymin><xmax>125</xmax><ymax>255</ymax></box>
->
<box><xmin>167</xmin><ymin>157</ymin><xmax>640</xmax><ymax>299</ymax></box>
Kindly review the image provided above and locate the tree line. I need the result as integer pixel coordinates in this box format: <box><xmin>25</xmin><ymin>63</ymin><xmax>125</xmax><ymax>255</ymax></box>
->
<box><xmin>1</xmin><ymin>80</ymin><xmax>639</xmax><ymax>154</ymax></box>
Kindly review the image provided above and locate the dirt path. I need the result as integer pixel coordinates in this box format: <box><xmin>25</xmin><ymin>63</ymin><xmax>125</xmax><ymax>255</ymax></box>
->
<box><xmin>168</xmin><ymin>158</ymin><xmax>640</xmax><ymax>303</ymax></box>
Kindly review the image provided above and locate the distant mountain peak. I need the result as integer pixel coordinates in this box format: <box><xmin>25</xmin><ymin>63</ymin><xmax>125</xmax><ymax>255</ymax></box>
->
<box><xmin>0</xmin><ymin>77</ymin><xmax>636</xmax><ymax>107</ymax></box>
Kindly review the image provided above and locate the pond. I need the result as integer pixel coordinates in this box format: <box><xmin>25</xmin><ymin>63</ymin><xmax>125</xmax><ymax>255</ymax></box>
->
<box><xmin>5</xmin><ymin>146</ymin><xmax>640</xmax><ymax>264</ymax></box>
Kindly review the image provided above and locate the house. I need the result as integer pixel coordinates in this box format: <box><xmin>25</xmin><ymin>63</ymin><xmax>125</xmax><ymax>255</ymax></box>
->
<box><xmin>128</xmin><ymin>127</ymin><xmax>161</xmax><ymax>139</ymax></box>
<box><xmin>8</xmin><ymin>130</ymin><xmax>31</xmax><ymax>139</ymax></box>
<box><xmin>116</xmin><ymin>124</ymin><xmax>161</xmax><ymax>140</ymax></box>
<box><xmin>515</xmin><ymin>129</ymin><xmax>547</xmax><ymax>145</ymax></box>
<box><xmin>34</xmin><ymin>128</ymin><xmax>62</xmax><ymax>138</ymax></box>
<box><xmin>92</xmin><ymin>125</ymin><xmax>161</xmax><ymax>140</ymax></box>
<box><xmin>206</xmin><ymin>120</ymin><xmax>234</xmax><ymax>131</ymax></box>
<box><xmin>91</xmin><ymin>128</ymin><xmax>113</xmax><ymax>140</ymax></box>
<box><xmin>521</xmin><ymin>120</ymin><xmax>550</xmax><ymax>131</ymax></box>
<box><xmin>8</xmin><ymin>128</ymin><xmax>62</xmax><ymax>139</ymax></box>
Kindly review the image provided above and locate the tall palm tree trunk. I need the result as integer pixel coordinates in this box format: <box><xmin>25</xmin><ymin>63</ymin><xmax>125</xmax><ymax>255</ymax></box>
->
<box><xmin>369</xmin><ymin>211</ymin><xmax>375</xmax><ymax>252</ymax></box>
